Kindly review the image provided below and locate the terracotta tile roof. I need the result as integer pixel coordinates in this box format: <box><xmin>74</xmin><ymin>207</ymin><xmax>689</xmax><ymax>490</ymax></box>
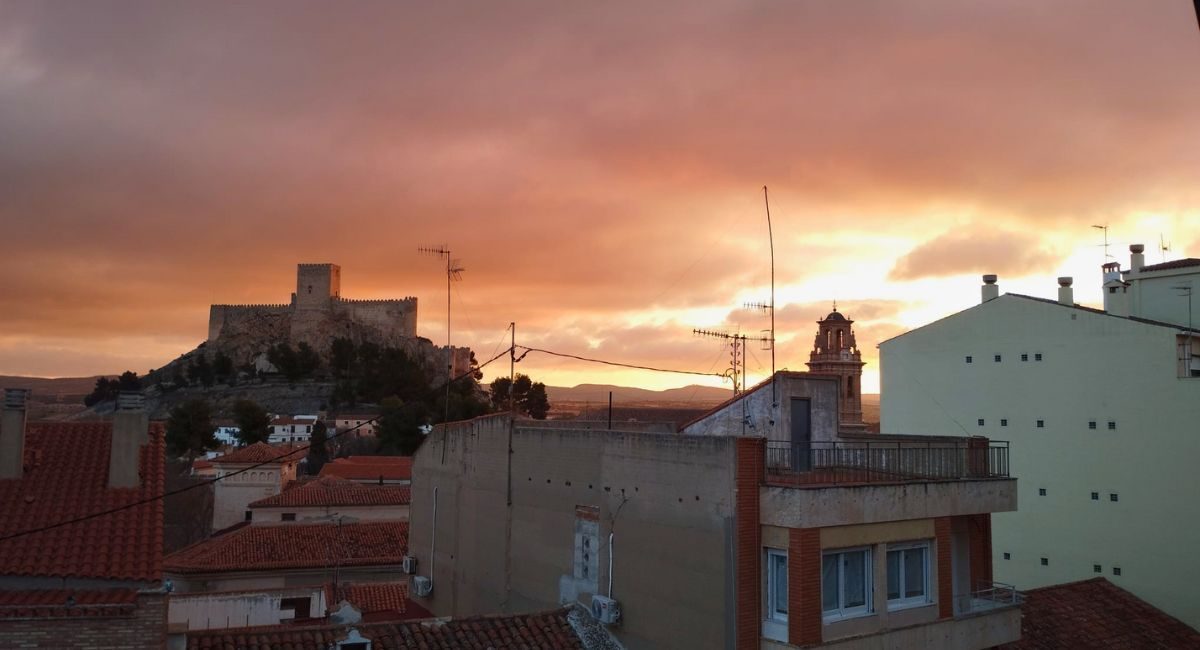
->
<box><xmin>320</xmin><ymin>456</ymin><xmax>412</xmax><ymax>482</ymax></box>
<box><xmin>1137</xmin><ymin>257</ymin><xmax>1200</xmax><ymax>273</ymax></box>
<box><xmin>0</xmin><ymin>421</ymin><xmax>164</xmax><ymax>582</ymax></box>
<box><xmin>249</xmin><ymin>476</ymin><xmax>410</xmax><ymax>509</ymax></box>
<box><xmin>164</xmin><ymin>521</ymin><xmax>407</xmax><ymax>574</ymax></box>
<box><xmin>0</xmin><ymin>588</ymin><xmax>140</xmax><ymax>619</ymax></box>
<box><xmin>326</xmin><ymin>582</ymin><xmax>408</xmax><ymax>619</ymax></box>
<box><xmin>186</xmin><ymin>607</ymin><xmax>590</xmax><ymax>649</ymax></box>
<box><xmin>212</xmin><ymin>442</ymin><xmax>304</xmax><ymax>465</ymax></box>
<box><xmin>1002</xmin><ymin>578</ymin><xmax>1200</xmax><ymax>649</ymax></box>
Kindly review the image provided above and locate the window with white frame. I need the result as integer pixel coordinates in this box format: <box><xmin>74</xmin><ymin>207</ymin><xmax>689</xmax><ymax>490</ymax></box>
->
<box><xmin>766</xmin><ymin>549</ymin><xmax>788</xmax><ymax>622</ymax></box>
<box><xmin>822</xmin><ymin>548</ymin><xmax>872</xmax><ymax>620</ymax></box>
<box><xmin>886</xmin><ymin>542</ymin><xmax>930</xmax><ymax>608</ymax></box>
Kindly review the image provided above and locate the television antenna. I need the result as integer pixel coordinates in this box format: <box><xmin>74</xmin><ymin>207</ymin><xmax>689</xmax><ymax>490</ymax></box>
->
<box><xmin>1160</xmin><ymin>234</ymin><xmax>1171</xmax><ymax>263</ymax></box>
<box><xmin>418</xmin><ymin>245</ymin><xmax>465</xmax><ymax>424</ymax></box>
<box><xmin>693</xmin><ymin>328</ymin><xmax>771</xmax><ymax>394</ymax></box>
<box><xmin>744</xmin><ymin>186</ymin><xmax>777</xmax><ymax>403</ymax></box>
<box><xmin>1091</xmin><ymin>224</ymin><xmax>1113</xmax><ymax>262</ymax></box>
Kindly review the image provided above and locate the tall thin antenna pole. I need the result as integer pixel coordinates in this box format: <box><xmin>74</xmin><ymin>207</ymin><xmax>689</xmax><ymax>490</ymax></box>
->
<box><xmin>509</xmin><ymin>322</ymin><xmax>516</xmax><ymax>413</ymax></box>
<box><xmin>418</xmin><ymin>246</ymin><xmax>464</xmax><ymax>424</ymax></box>
<box><xmin>764</xmin><ymin>186</ymin><xmax>776</xmax><ymax>405</ymax></box>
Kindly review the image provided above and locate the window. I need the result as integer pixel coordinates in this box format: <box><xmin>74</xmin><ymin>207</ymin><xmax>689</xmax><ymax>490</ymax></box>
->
<box><xmin>977</xmin><ymin>419</ymin><xmax>985</xmax><ymax>426</ymax></box>
<box><xmin>823</xmin><ymin>548</ymin><xmax>872</xmax><ymax>620</ymax></box>
<box><xmin>1107</xmin><ymin>421</ymin><xmax>1116</xmax><ymax>430</ymax></box>
<box><xmin>282</xmin><ymin>513</ymin><xmax>296</xmax><ymax>522</ymax></box>
<box><xmin>1110</xmin><ymin>493</ymin><xmax>1119</xmax><ymax>502</ymax></box>
<box><xmin>994</xmin><ymin>354</ymin><xmax>1002</xmax><ymax>362</ymax></box>
<box><xmin>1036</xmin><ymin>420</ymin><xmax>1045</xmax><ymax>428</ymax></box>
<box><xmin>965</xmin><ymin>356</ymin><xmax>973</xmax><ymax>364</ymax></box>
<box><xmin>244</xmin><ymin>510</ymin><xmax>252</xmax><ymax>522</ymax></box>
<box><xmin>281</xmin><ymin>596</ymin><xmax>312</xmax><ymax>619</ymax></box>
<box><xmin>886</xmin><ymin>543</ymin><xmax>929</xmax><ymax>609</ymax></box>
<box><xmin>1035</xmin><ymin>353</ymin><xmax>1043</xmax><ymax>361</ymax></box>
<box><xmin>766</xmin><ymin>549</ymin><xmax>788</xmax><ymax>624</ymax></box>
<box><xmin>1041</xmin><ymin>557</ymin><xmax>1049</xmax><ymax>566</ymax></box>
<box><xmin>1091</xmin><ymin>492</ymin><xmax>1099</xmax><ymax>500</ymax></box>
<box><xmin>1113</xmin><ymin>567</ymin><xmax>1122</xmax><ymax>576</ymax></box>
<box><xmin>1039</xmin><ymin>488</ymin><xmax>1046</xmax><ymax>496</ymax></box>
<box><xmin>1000</xmin><ymin>419</ymin><xmax>1008</xmax><ymax>427</ymax></box>
<box><xmin>1003</xmin><ymin>552</ymin><xmax>1010</xmax><ymax>560</ymax></box>
<box><xmin>1088</xmin><ymin>421</ymin><xmax>1097</xmax><ymax>430</ymax></box>
<box><xmin>1093</xmin><ymin>564</ymin><xmax>1102</xmax><ymax>573</ymax></box>
<box><xmin>1021</xmin><ymin>353</ymin><xmax>1028</xmax><ymax>362</ymax></box>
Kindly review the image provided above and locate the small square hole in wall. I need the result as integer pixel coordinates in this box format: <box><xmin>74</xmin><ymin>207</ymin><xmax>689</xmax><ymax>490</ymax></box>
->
<box><xmin>1038</xmin><ymin>488</ymin><xmax>1047</xmax><ymax>496</ymax></box>
<box><xmin>1036</xmin><ymin>420</ymin><xmax>1045</xmax><ymax>428</ymax></box>
<box><xmin>1110</xmin><ymin>493</ymin><xmax>1119</xmax><ymax>502</ymax></box>
<box><xmin>1035</xmin><ymin>353</ymin><xmax>1043</xmax><ymax>361</ymax></box>
<box><xmin>1021</xmin><ymin>353</ymin><xmax>1028</xmax><ymax>361</ymax></box>
<box><xmin>1041</xmin><ymin>557</ymin><xmax>1049</xmax><ymax>566</ymax></box>
<box><xmin>994</xmin><ymin>354</ymin><xmax>1002</xmax><ymax>362</ymax></box>
<box><xmin>1003</xmin><ymin>552</ymin><xmax>1011</xmax><ymax>560</ymax></box>
<box><xmin>1113</xmin><ymin>567</ymin><xmax>1122</xmax><ymax>576</ymax></box>
<box><xmin>1091</xmin><ymin>492</ymin><xmax>1099</xmax><ymax>500</ymax></box>
<box><xmin>965</xmin><ymin>356</ymin><xmax>973</xmax><ymax>363</ymax></box>
<box><xmin>977</xmin><ymin>419</ymin><xmax>985</xmax><ymax>426</ymax></box>
<box><xmin>1093</xmin><ymin>564</ymin><xmax>1102</xmax><ymax>573</ymax></box>
<box><xmin>1108</xmin><ymin>421</ymin><xmax>1116</xmax><ymax>430</ymax></box>
<box><xmin>1001</xmin><ymin>419</ymin><xmax>1008</xmax><ymax>426</ymax></box>
<box><xmin>1088</xmin><ymin>421</ymin><xmax>1097</xmax><ymax>430</ymax></box>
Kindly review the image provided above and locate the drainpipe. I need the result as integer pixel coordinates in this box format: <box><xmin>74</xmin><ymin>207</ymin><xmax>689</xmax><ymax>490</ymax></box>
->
<box><xmin>607</xmin><ymin>532</ymin><xmax>614</xmax><ymax>598</ymax></box>
<box><xmin>431</xmin><ymin>486</ymin><xmax>438</xmax><ymax>589</ymax></box>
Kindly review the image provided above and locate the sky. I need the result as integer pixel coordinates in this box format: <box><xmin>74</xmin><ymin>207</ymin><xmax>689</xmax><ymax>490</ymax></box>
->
<box><xmin>1</xmin><ymin>1</ymin><xmax>1198</xmax><ymax>394</ymax></box>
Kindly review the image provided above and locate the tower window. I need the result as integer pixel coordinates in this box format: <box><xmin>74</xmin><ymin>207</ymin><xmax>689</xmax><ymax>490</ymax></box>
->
<box><xmin>1091</xmin><ymin>492</ymin><xmax>1099</xmax><ymax>500</ymax></box>
<box><xmin>846</xmin><ymin>376</ymin><xmax>854</xmax><ymax>398</ymax></box>
<box><xmin>1038</xmin><ymin>488</ymin><xmax>1046</xmax><ymax>496</ymax></box>
<box><xmin>1088</xmin><ymin>421</ymin><xmax>1097</xmax><ymax>430</ymax></box>
<box><xmin>1036</xmin><ymin>420</ymin><xmax>1045</xmax><ymax>428</ymax></box>
<box><xmin>1107</xmin><ymin>421</ymin><xmax>1116</xmax><ymax>430</ymax></box>
<box><xmin>307</xmin><ymin>285</ymin><xmax>312</xmax><ymax>294</ymax></box>
<box><xmin>1113</xmin><ymin>567</ymin><xmax>1122</xmax><ymax>576</ymax></box>
<box><xmin>1035</xmin><ymin>353</ymin><xmax>1043</xmax><ymax>361</ymax></box>
<box><xmin>977</xmin><ymin>419</ymin><xmax>985</xmax><ymax>426</ymax></box>
<box><xmin>994</xmin><ymin>354</ymin><xmax>1002</xmax><ymax>362</ymax></box>
<box><xmin>1000</xmin><ymin>419</ymin><xmax>1008</xmax><ymax>427</ymax></box>
<box><xmin>1094</xmin><ymin>564</ymin><xmax>1102</xmax><ymax>573</ymax></box>
<box><xmin>965</xmin><ymin>356</ymin><xmax>973</xmax><ymax>364</ymax></box>
<box><xmin>1110</xmin><ymin>493</ymin><xmax>1119</xmax><ymax>502</ymax></box>
<box><xmin>1003</xmin><ymin>553</ymin><xmax>1010</xmax><ymax>560</ymax></box>
<box><xmin>1041</xmin><ymin>557</ymin><xmax>1049</xmax><ymax>566</ymax></box>
<box><xmin>1021</xmin><ymin>353</ymin><xmax>1028</xmax><ymax>362</ymax></box>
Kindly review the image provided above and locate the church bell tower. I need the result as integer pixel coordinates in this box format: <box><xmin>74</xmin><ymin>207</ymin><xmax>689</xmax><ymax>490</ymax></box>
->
<box><xmin>806</xmin><ymin>303</ymin><xmax>866</xmax><ymax>431</ymax></box>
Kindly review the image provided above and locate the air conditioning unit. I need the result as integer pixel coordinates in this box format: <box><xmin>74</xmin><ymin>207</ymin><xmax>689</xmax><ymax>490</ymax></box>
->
<box><xmin>591</xmin><ymin>595</ymin><xmax>621</xmax><ymax>624</ymax></box>
<box><xmin>413</xmin><ymin>576</ymin><xmax>433</xmax><ymax>598</ymax></box>
<box><xmin>402</xmin><ymin>555</ymin><xmax>418</xmax><ymax>574</ymax></box>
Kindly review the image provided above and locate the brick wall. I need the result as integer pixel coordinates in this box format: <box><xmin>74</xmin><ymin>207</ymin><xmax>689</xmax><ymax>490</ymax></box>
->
<box><xmin>935</xmin><ymin>517</ymin><xmax>953</xmax><ymax>619</ymax></box>
<box><xmin>0</xmin><ymin>592</ymin><xmax>166</xmax><ymax>649</ymax></box>
<box><xmin>788</xmin><ymin>528</ymin><xmax>821</xmax><ymax>646</ymax></box>
<box><xmin>967</xmin><ymin>513</ymin><xmax>992</xmax><ymax>590</ymax></box>
<box><xmin>734</xmin><ymin>437</ymin><xmax>764</xmax><ymax>650</ymax></box>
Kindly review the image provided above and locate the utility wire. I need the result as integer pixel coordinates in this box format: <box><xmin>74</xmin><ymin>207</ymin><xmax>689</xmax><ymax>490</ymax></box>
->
<box><xmin>516</xmin><ymin>345</ymin><xmax>726</xmax><ymax>378</ymax></box>
<box><xmin>0</xmin><ymin>347</ymin><xmax>513</xmax><ymax>545</ymax></box>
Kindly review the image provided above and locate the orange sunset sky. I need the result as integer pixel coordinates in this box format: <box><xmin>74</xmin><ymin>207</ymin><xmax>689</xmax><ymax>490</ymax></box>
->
<box><xmin>1</xmin><ymin>1</ymin><xmax>1198</xmax><ymax>393</ymax></box>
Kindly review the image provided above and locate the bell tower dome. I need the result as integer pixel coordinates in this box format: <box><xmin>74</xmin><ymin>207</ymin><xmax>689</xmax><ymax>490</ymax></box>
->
<box><xmin>806</xmin><ymin>303</ymin><xmax>866</xmax><ymax>430</ymax></box>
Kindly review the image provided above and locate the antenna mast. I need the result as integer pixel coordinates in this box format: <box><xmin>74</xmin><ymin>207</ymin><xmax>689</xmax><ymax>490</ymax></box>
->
<box><xmin>1091</xmin><ymin>224</ymin><xmax>1112</xmax><ymax>263</ymax></box>
<box><xmin>419</xmin><ymin>245</ymin><xmax>465</xmax><ymax>424</ymax></box>
<box><xmin>746</xmin><ymin>186</ymin><xmax>777</xmax><ymax>403</ymax></box>
<box><xmin>694</xmin><ymin>328</ymin><xmax>771</xmax><ymax>394</ymax></box>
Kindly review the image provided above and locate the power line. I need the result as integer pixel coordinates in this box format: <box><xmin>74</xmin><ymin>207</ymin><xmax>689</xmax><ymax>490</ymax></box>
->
<box><xmin>0</xmin><ymin>347</ymin><xmax>512</xmax><ymax>545</ymax></box>
<box><xmin>516</xmin><ymin>345</ymin><xmax>726</xmax><ymax>378</ymax></box>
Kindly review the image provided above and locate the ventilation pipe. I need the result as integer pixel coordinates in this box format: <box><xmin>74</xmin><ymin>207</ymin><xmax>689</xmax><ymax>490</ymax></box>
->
<box><xmin>0</xmin><ymin>389</ymin><xmax>29</xmax><ymax>479</ymax></box>
<box><xmin>1130</xmin><ymin>244</ymin><xmax>1145</xmax><ymax>274</ymax></box>
<box><xmin>981</xmin><ymin>275</ymin><xmax>999</xmax><ymax>303</ymax></box>
<box><xmin>110</xmin><ymin>391</ymin><xmax>149</xmax><ymax>488</ymax></box>
<box><xmin>1058</xmin><ymin>277</ymin><xmax>1074</xmax><ymax>306</ymax></box>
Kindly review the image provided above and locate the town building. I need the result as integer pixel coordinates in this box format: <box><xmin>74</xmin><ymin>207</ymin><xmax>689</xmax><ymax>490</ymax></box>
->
<box><xmin>268</xmin><ymin>415</ymin><xmax>319</xmax><ymax>444</ymax></box>
<box><xmin>806</xmin><ymin>305</ymin><xmax>868</xmax><ymax>431</ymax></box>
<box><xmin>247</xmin><ymin>475</ymin><xmax>410</xmax><ymax>523</ymax></box>
<box><xmin>212</xmin><ymin>419</ymin><xmax>240</xmax><ymax>446</ymax></box>
<box><xmin>879</xmin><ymin>246</ymin><xmax>1200</xmax><ymax>630</ymax></box>
<box><xmin>164</xmin><ymin>520</ymin><xmax>409</xmax><ymax>592</ymax></box>
<box><xmin>332</xmin><ymin>413</ymin><xmax>378</xmax><ymax>438</ymax></box>
<box><xmin>406</xmin><ymin>371</ymin><xmax>1020</xmax><ymax>649</ymax></box>
<box><xmin>320</xmin><ymin>456</ymin><xmax>412</xmax><ymax>485</ymax></box>
<box><xmin>209</xmin><ymin>442</ymin><xmax>302</xmax><ymax>530</ymax></box>
<box><xmin>0</xmin><ymin>390</ymin><xmax>167</xmax><ymax>649</ymax></box>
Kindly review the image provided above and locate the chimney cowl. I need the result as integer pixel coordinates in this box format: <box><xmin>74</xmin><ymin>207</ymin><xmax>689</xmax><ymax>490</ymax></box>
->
<box><xmin>1130</xmin><ymin>244</ymin><xmax>1145</xmax><ymax>254</ymax></box>
<box><xmin>1058</xmin><ymin>277</ymin><xmax>1073</xmax><ymax>287</ymax></box>
<box><xmin>982</xmin><ymin>274</ymin><xmax>998</xmax><ymax>285</ymax></box>
<box><xmin>4</xmin><ymin>389</ymin><xmax>29</xmax><ymax>410</ymax></box>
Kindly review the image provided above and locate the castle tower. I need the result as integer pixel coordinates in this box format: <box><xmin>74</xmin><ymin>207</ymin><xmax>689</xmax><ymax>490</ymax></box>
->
<box><xmin>806</xmin><ymin>304</ymin><xmax>866</xmax><ymax>430</ymax></box>
<box><xmin>295</xmin><ymin>263</ymin><xmax>341</xmax><ymax>310</ymax></box>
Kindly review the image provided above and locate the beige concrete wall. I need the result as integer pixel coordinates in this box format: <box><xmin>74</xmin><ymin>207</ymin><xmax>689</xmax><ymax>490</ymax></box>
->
<box><xmin>408</xmin><ymin>415</ymin><xmax>740</xmax><ymax>650</ymax></box>
<box><xmin>880</xmin><ymin>292</ymin><xmax>1200</xmax><ymax>629</ymax></box>
<box><xmin>760</xmin><ymin>479</ymin><xmax>1015</xmax><ymax>529</ymax></box>
<box><xmin>813</xmin><ymin>606</ymin><xmax>1021</xmax><ymax>650</ymax></box>
<box><xmin>680</xmin><ymin>374</ymin><xmax>840</xmax><ymax>444</ymax></box>
<box><xmin>212</xmin><ymin>464</ymin><xmax>289</xmax><ymax>530</ymax></box>
<box><xmin>168</xmin><ymin>586</ymin><xmax>329</xmax><ymax>631</ymax></box>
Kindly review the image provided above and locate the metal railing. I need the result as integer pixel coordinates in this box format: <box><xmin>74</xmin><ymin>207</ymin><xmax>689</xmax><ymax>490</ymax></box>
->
<box><xmin>765</xmin><ymin>438</ymin><xmax>1009</xmax><ymax>485</ymax></box>
<box><xmin>953</xmin><ymin>582</ymin><xmax>1023</xmax><ymax>615</ymax></box>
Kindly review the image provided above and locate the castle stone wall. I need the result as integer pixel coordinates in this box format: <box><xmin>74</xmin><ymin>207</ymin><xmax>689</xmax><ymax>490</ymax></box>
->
<box><xmin>296</xmin><ymin>263</ymin><xmax>341</xmax><ymax>310</ymax></box>
<box><xmin>335</xmin><ymin>298</ymin><xmax>418</xmax><ymax>339</ymax></box>
<box><xmin>207</xmin><ymin>304</ymin><xmax>292</xmax><ymax>342</ymax></box>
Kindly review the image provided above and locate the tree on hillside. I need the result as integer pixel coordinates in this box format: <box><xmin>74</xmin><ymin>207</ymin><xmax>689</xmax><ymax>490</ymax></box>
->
<box><xmin>232</xmin><ymin>399</ymin><xmax>271</xmax><ymax>446</ymax></box>
<box><xmin>306</xmin><ymin>421</ymin><xmax>330</xmax><ymax>475</ymax></box>
<box><xmin>330</xmin><ymin>337</ymin><xmax>356</xmax><ymax>378</ymax></box>
<box><xmin>83</xmin><ymin>377</ymin><xmax>115</xmax><ymax>406</ymax></box>
<box><xmin>165</xmin><ymin>398</ymin><xmax>218</xmax><ymax>460</ymax></box>
<box><xmin>117</xmin><ymin>370</ymin><xmax>142</xmax><ymax>392</ymax></box>
<box><xmin>489</xmin><ymin>373</ymin><xmax>551</xmax><ymax>419</ymax></box>
<box><xmin>296</xmin><ymin>342</ymin><xmax>321</xmax><ymax>377</ymax></box>
<box><xmin>212</xmin><ymin>351</ymin><xmax>235</xmax><ymax>384</ymax></box>
<box><xmin>377</xmin><ymin>396</ymin><xmax>429</xmax><ymax>455</ymax></box>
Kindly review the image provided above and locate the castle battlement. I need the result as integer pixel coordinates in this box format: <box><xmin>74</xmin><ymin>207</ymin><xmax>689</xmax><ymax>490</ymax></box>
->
<box><xmin>334</xmin><ymin>297</ymin><xmax>418</xmax><ymax>305</ymax></box>
<box><xmin>211</xmin><ymin>303</ymin><xmax>292</xmax><ymax>310</ymax></box>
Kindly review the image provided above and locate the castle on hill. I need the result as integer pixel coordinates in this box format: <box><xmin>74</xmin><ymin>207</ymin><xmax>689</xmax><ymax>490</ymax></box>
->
<box><xmin>208</xmin><ymin>263</ymin><xmax>418</xmax><ymax>345</ymax></box>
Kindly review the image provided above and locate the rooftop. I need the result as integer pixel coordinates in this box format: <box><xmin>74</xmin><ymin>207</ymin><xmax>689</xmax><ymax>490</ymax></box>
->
<box><xmin>0</xmin><ymin>421</ymin><xmax>164</xmax><ymax>583</ymax></box>
<box><xmin>326</xmin><ymin>582</ymin><xmax>409</xmax><ymax>621</ymax></box>
<box><xmin>164</xmin><ymin>521</ymin><xmax>407</xmax><ymax>574</ymax></box>
<box><xmin>249</xmin><ymin>475</ymin><xmax>410</xmax><ymax>509</ymax></box>
<box><xmin>0</xmin><ymin>588</ymin><xmax>140</xmax><ymax>619</ymax></box>
<box><xmin>185</xmin><ymin>607</ymin><xmax>593</xmax><ymax>650</ymax></box>
<box><xmin>212</xmin><ymin>442</ymin><xmax>304</xmax><ymax>465</ymax></box>
<box><xmin>1002</xmin><ymin>578</ymin><xmax>1200</xmax><ymax>649</ymax></box>
<box><xmin>320</xmin><ymin>456</ymin><xmax>412</xmax><ymax>482</ymax></box>
<box><xmin>1136</xmin><ymin>257</ymin><xmax>1200</xmax><ymax>273</ymax></box>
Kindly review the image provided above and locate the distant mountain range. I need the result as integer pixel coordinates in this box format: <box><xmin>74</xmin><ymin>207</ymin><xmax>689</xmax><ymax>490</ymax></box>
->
<box><xmin>544</xmin><ymin>383</ymin><xmax>734</xmax><ymax>405</ymax></box>
<box><xmin>0</xmin><ymin>375</ymin><xmax>100</xmax><ymax>397</ymax></box>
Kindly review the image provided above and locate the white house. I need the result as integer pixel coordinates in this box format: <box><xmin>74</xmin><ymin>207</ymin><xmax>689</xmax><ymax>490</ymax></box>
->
<box><xmin>268</xmin><ymin>415</ymin><xmax>319</xmax><ymax>444</ymax></box>
<box><xmin>879</xmin><ymin>245</ymin><xmax>1200</xmax><ymax>630</ymax></box>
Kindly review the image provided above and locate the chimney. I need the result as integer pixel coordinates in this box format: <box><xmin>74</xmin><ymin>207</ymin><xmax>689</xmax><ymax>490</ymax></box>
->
<box><xmin>1130</xmin><ymin>244</ymin><xmax>1145</xmax><ymax>273</ymax></box>
<box><xmin>1</xmin><ymin>389</ymin><xmax>29</xmax><ymax>479</ymax></box>
<box><xmin>110</xmin><ymin>391</ymin><xmax>149</xmax><ymax>488</ymax></box>
<box><xmin>1057</xmin><ymin>277</ymin><xmax>1074</xmax><ymax>306</ymax></box>
<box><xmin>981</xmin><ymin>274</ymin><xmax>999</xmax><ymax>303</ymax></box>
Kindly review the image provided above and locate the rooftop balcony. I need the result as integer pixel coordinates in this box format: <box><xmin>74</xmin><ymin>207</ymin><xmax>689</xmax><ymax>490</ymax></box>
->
<box><xmin>765</xmin><ymin>436</ymin><xmax>1010</xmax><ymax>487</ymax></box>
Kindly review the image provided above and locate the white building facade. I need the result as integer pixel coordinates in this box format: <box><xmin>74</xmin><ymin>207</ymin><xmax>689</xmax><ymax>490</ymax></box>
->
<box><xmin>879</xmin><ymin>247</ymin><xmax>1200</xmax><ymax>630</ymax></box>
